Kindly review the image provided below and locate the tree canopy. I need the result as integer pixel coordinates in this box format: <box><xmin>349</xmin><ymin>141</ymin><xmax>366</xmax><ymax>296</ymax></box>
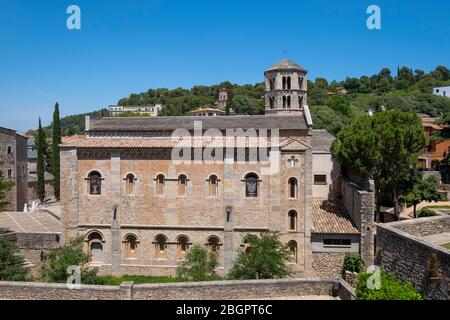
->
<box><xmin>331</xmin><ymin>110</ymin><xmax>426</xmax><ymax>218</ymax></box>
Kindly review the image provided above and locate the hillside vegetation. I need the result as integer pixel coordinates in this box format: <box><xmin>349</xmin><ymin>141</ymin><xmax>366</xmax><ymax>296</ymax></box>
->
<box><xmin>29</xmin><ymin>66</ymin><xmax>450</xmax><ymax>136</ymax></box>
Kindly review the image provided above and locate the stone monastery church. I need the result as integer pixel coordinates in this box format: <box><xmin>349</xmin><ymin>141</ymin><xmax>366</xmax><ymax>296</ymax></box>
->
<box><xmin>59</xmin><ymin>60</ymin><xmax>375</xmax><ymax>277</ymax></box>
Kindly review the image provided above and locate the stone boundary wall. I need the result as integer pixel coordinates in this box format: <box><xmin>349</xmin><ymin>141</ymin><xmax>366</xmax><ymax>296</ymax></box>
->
<box><xmin>376</xmin><ymin>216</ymin><xmax>450</xmax><ymax>300</ymax></box>
<box><xmin>0</xmin><ymin>278</ymin><xmax>356</xmax><ymax>300</ymax></box>
<box><xmin>340</xmin><ymin>177</ymin><xmax>375</xmax><ymax>267</ymax></box>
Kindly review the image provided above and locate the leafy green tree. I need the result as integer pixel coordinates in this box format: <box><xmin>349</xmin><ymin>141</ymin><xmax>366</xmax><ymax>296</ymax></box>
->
<box><xmin>400</xmin><ymin>175</ymin><xmax>446</xmax><ymax>218</ymax></box>
<box><xmin>52</xmin><ymin>103</ymin><xmax>61</xmax><ymax>200</ymax></box>
<box><xmin>228</xmin><ymin>232</ymin><xmax>292</xmax><ymax>280</ymax></box>
<box><xmin>331</xmin><ymin>110</ymin><xmax>426</xmax><ymax>219</ymax></box>
<box><xmin>342</xmin><ymin>253</ymin><xmax>364</xmax><ymax>274</ymax></box>
<box><xmin>36</xmin><ymin>118</ymin><xmax>46</xmax><ymax>202</ymax></box>
<box><xmin>356</xmin><ymin>269</ymin><xmax>423</xmax><ymax>300</ymax></box>
<box><xmin>310</xmin><ymin>105</ymin><xmax>346</xmax><ymax>135</ymax></box>
<box><xmin>325</xmin><ymin>95</ymin><xmax>352</xmax><ymax>116</ymax></box>
<box><xmin>0</xmin><ymin>238</ymin><xmax>28</xmax><ymax>281</ymax></box>
<box><xmin>39</xmin><ymin>237</ymin><xmax>103</xmax><ymax>284</ymax></box>
<box><xmin>0</xmin><ymin>170</ymin><xmax>15</xmax><ymax>212</ymax></box>
<box><xmin>176</xmin><ymin>244</ymin><xmax>219</xmax><ymax>281</ymax></box>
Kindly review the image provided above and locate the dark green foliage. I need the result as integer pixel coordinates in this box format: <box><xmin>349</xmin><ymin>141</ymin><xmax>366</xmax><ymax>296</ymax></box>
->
<box><xmin>356</xmin><ymin>269</ymin><xmax>423</xmax><ymax>300</ymax></box>
<box><xmin>176</xmin><ymin>244</ymin><xmax>220</xmax><ymax>282</ymax></box>
<box><xmin>400</xmin><ymin>175</ymin><xmax>446</xmax><ymax>218</ymax></box>
<box><xmin>228</xmin><ymin>232</ymin><xmax>292</xmax><ymax>280</ymax></box>
<box><xmin>331</xmin><ymin>110</ymin><xmax>427</xmax><ymax>219</ymax></box>
<box><xmin>51</xmin><ymin>103</ymin><xmax>61</xmax><ymax>200</ymax></box>
<box><xmin>0</xmin><ymin>170</ymin><xmax>15</xmax><ymax>212</ymax></box>
<box><xmin>0</xmin><ymin>238</ymin><xmax>28</xmax><ymax>281</ymax></box>
<box><xmin>39</xmin><ymin>237</ymin><xmax>103</xmax><ymax>284</ymax></box>
<box><xmin>342</xmin><ymin>253</ymin><xmax>364</xmax><ymax>273</ymax></box>
<box><xmin>417</xmin><ymin>207</ymin><xmax>437</xmax><ymax>218</ymax></box>
<box><xmin>325</xmin><ymin>95</ymin><xmax>351</xmax><ymax>116</ymax></box>
<box><xmin>36</xmin><ymin>118</ymin><xmax>46</xmax><ymax>202</ymax></box>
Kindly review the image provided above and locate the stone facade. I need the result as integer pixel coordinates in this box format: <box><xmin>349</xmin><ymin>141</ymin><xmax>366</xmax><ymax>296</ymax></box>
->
<box><xmin>0</xmin><ymin>127</ymin><xmax>28</xmax><ymax>211</ymax></box>
<box><xmin>376</xmin><ymin>216</ymin><xmax>450</xmax><ymax>300</ymax></box>
<box><xmin>341</xmin><ymin>177</ymin><xmax>375</xmax><ymax>267</ymax></box>
<box><xmin>0</xmin><ymin>278</ymin><xmax>356</xmax><ymax>300</ymax></box>
<box><xmin>312</xmin><ymin>252</ymin><xmax>346</xmax><ymax>278</ymax></box>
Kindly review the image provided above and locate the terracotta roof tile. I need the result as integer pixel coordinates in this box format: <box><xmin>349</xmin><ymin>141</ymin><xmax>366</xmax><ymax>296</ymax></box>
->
<box><xmin>312</xmin><ymin>199</ymin><xmax>360</xmax><ymax>235</ymax></box>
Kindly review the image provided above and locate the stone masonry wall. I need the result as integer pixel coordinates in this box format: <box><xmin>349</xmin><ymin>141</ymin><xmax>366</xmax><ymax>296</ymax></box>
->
<box><xmin>0</xmin><ymin>278</ymin><xmax>356</xmax><ymax>300</ymax></box>
<box><xmin>376</xmin><ymin>217</ymin><xmax>450</xmax><ymax>300</ymax></box>
<box><xmin>341</xmin><ymin>177</ymin><xmax>375</xmax><ymax>267</ymax></box>
<box><xmin>312</xmin><ymin>252</ymin><xmax>345</xmax><ymax>278</ymax></box>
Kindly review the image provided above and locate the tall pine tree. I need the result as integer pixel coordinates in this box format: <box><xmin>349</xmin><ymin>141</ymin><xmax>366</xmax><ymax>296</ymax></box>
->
<box><xmin>37</xmin><ymin>118</ymin><xmax>46</xmax><ymax>202</ymax></box>
<box><xmin>52</xmin><ymin>103</ymin><xmax>61</xmax><ymax>200</ymax></box>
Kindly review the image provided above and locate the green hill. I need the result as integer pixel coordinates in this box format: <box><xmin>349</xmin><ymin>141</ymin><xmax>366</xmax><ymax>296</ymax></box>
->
<box><xmin>28</xmin><ymin>65</ymin><xmax>450</xmax><ymax>137</ymax></box>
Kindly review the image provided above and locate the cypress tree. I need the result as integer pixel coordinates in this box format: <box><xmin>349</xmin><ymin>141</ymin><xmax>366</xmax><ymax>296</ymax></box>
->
<box><xmin>52</xmin><ymin>103</ymin><xmax>61</xmax><ymax>200</ymax></box>
<box><xmin>37</xmin><ymin>118</ymin><xmax>46</xmax><ymax>202</ymax></box>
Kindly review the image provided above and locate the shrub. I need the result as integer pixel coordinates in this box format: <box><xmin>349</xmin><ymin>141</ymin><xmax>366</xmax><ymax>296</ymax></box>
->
<box><xmin>0</xmin><ymin>238</ymin><xmax>28</xmax><ymax>281</ymax></box>
<box><xmin>356</xmin><ymin>269</ymin><xmax>423</xmax><ymax>300</ymax></box>
<box><xmin>39</xmin><ymin>237</ymin><xmax>104</xmax><ymax>284</ymax></box>
<box><xmin>228</xmin><ymin>232</ymin><xmax>292</xmax><ymax>280</ymax></box>
<box><xmin>417</xmin><ymin>207</ymin><xmax>437</xmax><ymax>218</ymax></box>
<box><xmin>176</xmin><ymin>244</ymin><xmax>220</xmax><ymax>282</ymax></box>
<box><xmin>342</xmin><ymin>253</ymin><xmax>364</xmax><ymax>273</ymax></box>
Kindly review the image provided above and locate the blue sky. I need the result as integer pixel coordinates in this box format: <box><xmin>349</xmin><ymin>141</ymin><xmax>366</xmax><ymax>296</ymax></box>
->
<box><xmin>0</xmin><ymin>0</ymin><xmax>449</xmax><ymax>132</ymax></box>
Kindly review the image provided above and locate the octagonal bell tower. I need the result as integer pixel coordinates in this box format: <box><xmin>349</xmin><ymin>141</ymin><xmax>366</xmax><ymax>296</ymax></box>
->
<box><xmin>264</xmin><ymin>59</ymin><xmax>308</xmax><ymax>115</ymax></box>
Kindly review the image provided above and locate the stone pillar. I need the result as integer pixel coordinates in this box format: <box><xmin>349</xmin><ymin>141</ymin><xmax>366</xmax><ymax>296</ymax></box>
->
<box><xmin>223</xmin><ymin>153</ymin><xmax>234</xmax><ymax>272</ymax></box>
<box><xmin>110</xmin><ymin>152</ymin><xmax>122</xmax><ymax>270</ymax></box>
<box><xmin>303</xmin><ymin>149</ymin><xmax>313</xmax><ymax>276</ymax></box>
<box><xmin>61</xmin><ymin>149</ymin><xmax>79</xmax><ymax>244</ymax></box>
<box><xmin>269</xmin><ymin>149</ymin><xmax>281</xmax><ymax>231</ymax></box>
<box><xmin>360</xmin><ymin>179</ymin><xmax>375</xmax><ymax>267</ymax></box>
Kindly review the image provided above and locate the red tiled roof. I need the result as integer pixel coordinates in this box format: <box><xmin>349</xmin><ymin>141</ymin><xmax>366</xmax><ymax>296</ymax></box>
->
<box><xmin>312</xmin><ymin>199</ymin><xmax>360</xmax><ymax>235</ymax></box>
<box><xmin>60</xmin><ymin>136</ymin><xmax>275</xmax><ymax>149</ymax></box>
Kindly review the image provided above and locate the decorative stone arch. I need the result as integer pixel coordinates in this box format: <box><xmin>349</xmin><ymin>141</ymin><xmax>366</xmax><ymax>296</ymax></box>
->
<box><xmin>153</xmin><ymin>234</ymin><xmax>169</xmax><ymax>260</ymax></box>
<box><xmin>205</xmin><ymin>235</ymin><xmax>222</xmax><ymax>260</ymax></box>
<box><xmin>177</xmin><ymin>173</ymin><xmax>189</xmax><ymax>197</ymax></box>
<box><xmin>287</xmin><ymin>240</ymin><xmax>298</xmax><ymax>263</ymax></box>
<box><xmin>153</xmin><ymin>173</ymin><xmax>166</xmax><ymax>196</ymax></box>
<box><xmin>123</xmin><ymin>172</ymin><xmax>138</xmax><ymax>196</ymax></box>
<box><xmin>85</xmin><ymin>230</ymin><xmax>105</xmax><ymax>263</ymax></box>
<box><xmin>123</xmin><ymin>233</ymin><xmax>139</xmax><ymax>259</ymax></box>
<box><xmin>242</xmin><ymin>172</ymin><xmax>261</xmax><ymax>198</ymax></box>
<box><xmin>206</xmin><ymin>173</ymin><xmax>220</xmax><ymax>197</ymax></box>
<box><xmin>288</xmin><ymin>210</ymin><xmax>298</xmax><ymax>231</ymax></box>
<box><xmin>85</xmin><ymin>169</ymin><xmax>105</xmax><ymax>195</ymax></box>
<box><xmin>287</xmin><ymin>177</ymin><xmax>298</xmax><ymax>199</ymax></box>
<box><xmin>176</xmin><ymin>234</ymin><xmax>191</xmax><ymax>260</ymax></box>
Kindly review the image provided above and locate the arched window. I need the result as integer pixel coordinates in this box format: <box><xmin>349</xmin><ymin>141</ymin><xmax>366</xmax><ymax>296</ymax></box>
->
<box><xmin>208</xmin><ymin>175</ymin><xmax>218</xmax><ymax>197</ymax></box>
<box><xmin>177</xmin><ymin>236</ymin><xmax>190</xmax><ymax>260</ymax></box>
<box><xmin>287</xmin><ymin>76</ymin><xmax>291</xmax><ymax>90</ymax></box>
<box><xmin>269</xmin><ymin>97</ymin><xmax>274</xmax><ymax>109</ymax></box>
<box><xmin>282</xmin><ymin>76</ymin><xmax>286</xmax><ymax>89</ymax></box>
<box><xmin>288</xmin><ymin>210</ymin><xmax>297</xmax><ymax>231</ymax></box>
<box><xmin>287</xmin><ymin>95</ymin><xmax>291</xmax><ymax>108</ymax></box>
<box><xmin>125</xmin><ymin>174</ymin><xmax>135</xmax><ymax>196</ymax></box>
<box><xmin>154</xmin><ymin>234</ymin><xmax>168</xmax><ymax>260</ymax></box>
<box><xmin>156</xmin><ymin>174</ymin><xmax>165</xmax><ymax>196</ymax></box>
<box><xmin>206</xmin><ymin>236</ymin><xmax>221</xmax><ymax>260</ymax></box>
<box><xmin>87</xmin><ymin>231</ymin><xmax>103</xmax><ymax>263</ymax></box>
<box><xmin>288</xmin><ymin>240</ymin><xmax>298</xmax><ymax>263</ymax></box>
<box><xmin>299</xmin><ymin>95</ymin><xmax>303</xmax><ymax>107</ymax></box>
<box><xmin>244</xmin><ymin>173</ymin><xmax>259</xmax><ymax>198</ymax></box>
<box><xmin>88</xmin><ymin>171</ymin><xmax>102</xmax><ymax>195</ymax></box>
<box><xmin>288</xmin><ymin>178</ymin><xmax>298</xmax><ymax>199</ymax></box>
<box><xmin>282</xmin><ymin>96</ymin><xmax>287</xmax><ymax>108</ymax></box>
<box><xmin>124</xmin><ymin>234</ymin><xmax>138</xmax><ymax>259</ymax></box>
<box><xmin>298</xmin><ymin>76</ymin><xmax>303</xmax><ymax>90</ymax></box>
<box><xmin>242</xmin><ymin>235</ymin><xmax>258</xmax><ymax>254</ymax></box>
<box><xmin>178</xmin><ymin>174</ymin><xmax>187</xmax><ymax>196</ymax></box>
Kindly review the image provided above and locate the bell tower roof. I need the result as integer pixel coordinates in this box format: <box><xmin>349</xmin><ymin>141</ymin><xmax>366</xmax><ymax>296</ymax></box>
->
<box><xmin>265</xmin><ymin>59</ymin><xmax>307</xmax><ymax>73</ymax></box>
